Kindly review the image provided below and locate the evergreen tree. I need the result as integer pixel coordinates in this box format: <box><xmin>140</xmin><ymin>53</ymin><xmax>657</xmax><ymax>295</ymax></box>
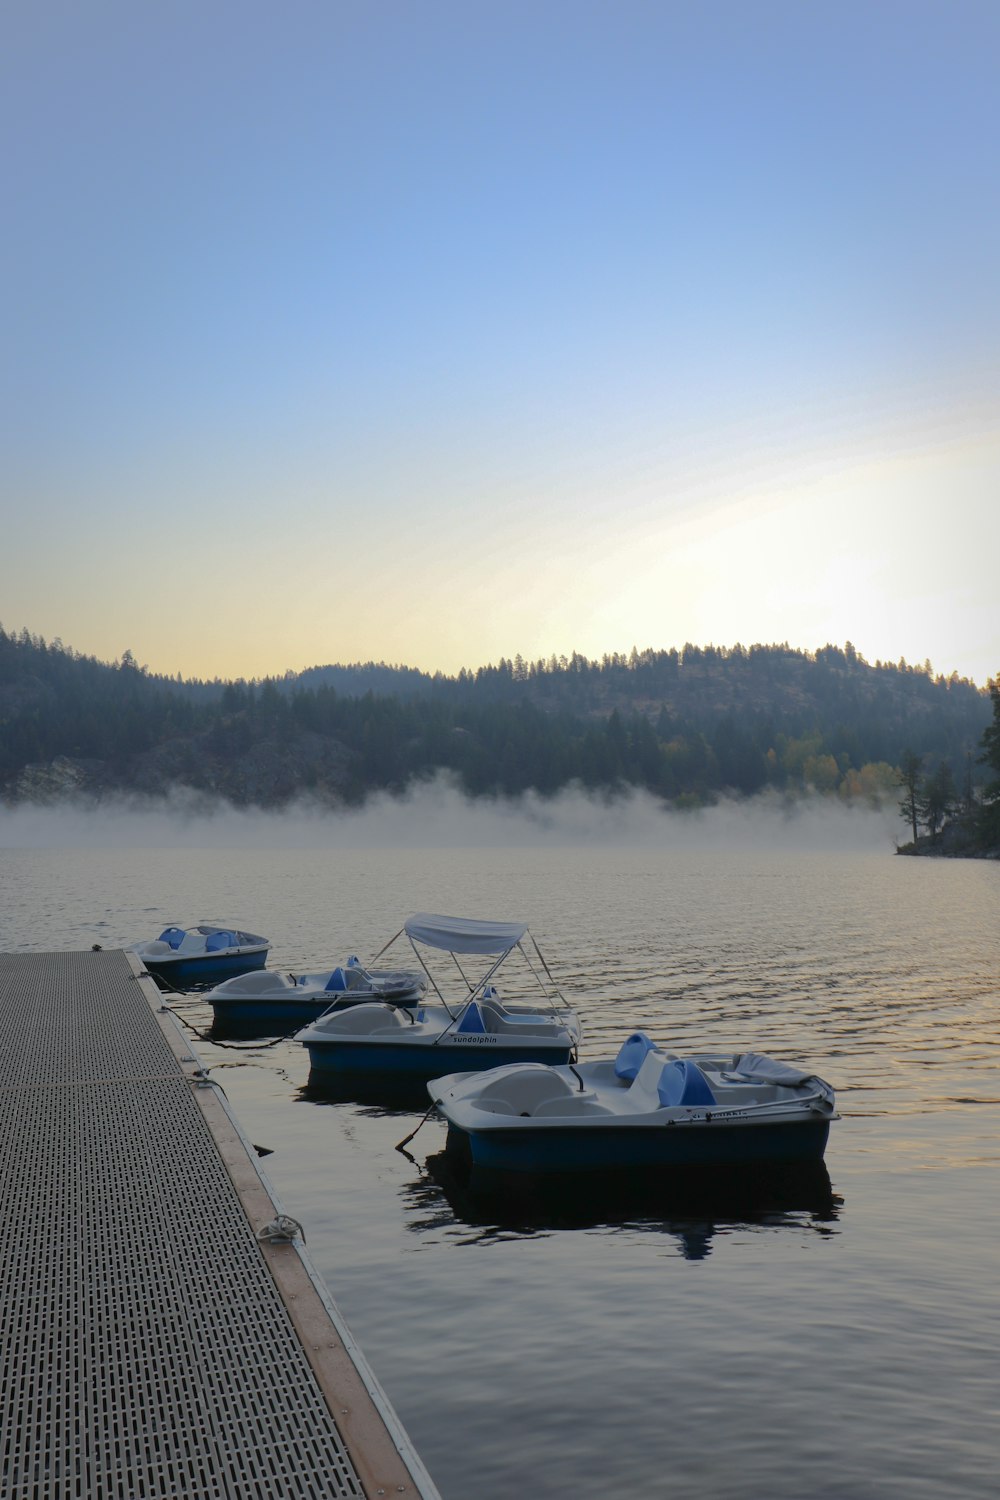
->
<box><xmin>0</xmin><ymin>627</ymin><xmax>995</xmax><ymax>813</ymax></box>
<box><xmin>918</xmin><ymin>762</ymin><xmax>956</xmax><ymax>841</ymax></box>
<box><xmin>977</xmin><ymin>680</ymin><xmax>1000</xmax><ymax>847</ymax></box>
<box><xmin>897</xmin><ymin>751</ymin><xmax>923</xmax><ymax>844</ymax></box>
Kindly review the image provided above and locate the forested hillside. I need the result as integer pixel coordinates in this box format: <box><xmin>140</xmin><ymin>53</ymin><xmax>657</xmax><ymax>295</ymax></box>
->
<box><xmin>0</xmin><ymin>627</ymin><xmax>992</xmax><ymax>810</ymax></box>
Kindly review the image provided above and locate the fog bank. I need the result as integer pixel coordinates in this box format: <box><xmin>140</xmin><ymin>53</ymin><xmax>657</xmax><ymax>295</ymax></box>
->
<box><xmin>0</xmin><ymin>776</ymin><xmax>900</xmax><ymax>852</ymax></box>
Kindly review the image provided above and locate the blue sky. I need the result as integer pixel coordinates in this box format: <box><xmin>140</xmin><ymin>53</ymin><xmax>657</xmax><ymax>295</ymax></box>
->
<box><xmin>2</xmin><ymin>1</ymin><xmax>998</xmax><ymax>683</ymax></box>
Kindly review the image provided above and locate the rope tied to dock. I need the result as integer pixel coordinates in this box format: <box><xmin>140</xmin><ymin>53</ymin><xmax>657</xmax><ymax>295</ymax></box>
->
<box><xmin>257</xmin><ymin>1214</ymin><xmax>306</xmax><ymax>1244</ymax></box>
<box><xmin>161</xmin><ymin>1002</ymin><xmax>291</xmax><ymax>1051</ymax></box>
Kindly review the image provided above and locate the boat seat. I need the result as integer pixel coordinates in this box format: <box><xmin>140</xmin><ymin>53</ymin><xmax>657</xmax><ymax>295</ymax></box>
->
<box><xmin>657</xmin><ymin>1059</ymin><xmax>717</xmax><ymax>1109</ymax></box>
<box><xmin>628</xmin><ymin>1047</ymin><xmax>672</xmax><ymax>1106</ymax></box>
<box><xmin>478</xmin><ymin>1003</ymin><xmax>557</xmax><ymax>1036</ymax></box>
<box><xmin>158</xmin><ymin>927</ymin><xmax>187</xmax><ymax>949</ymax></box>
<box><xmin>177</xmin><ymin>932</ymin><xmax>208</xmax><ymax>954</ymax></box>
<box><xmin>204</xmin><ymin>930</ymin><xmax>235</xmax><ymax>952</ymax></box>
<box><xmin>614</xmin><ymin>1031</ymin><xmax>662</xmax><ymax>1081</ymax></box>
<box><xmin>455</xmin><ymin>1001</ymin><xmax>486</xmax><ymax>1035</ymax></box>
<box><xmin>324</xmin><ymin>967</ymin><xmax>350</xmax><ymax>992</ymax></box>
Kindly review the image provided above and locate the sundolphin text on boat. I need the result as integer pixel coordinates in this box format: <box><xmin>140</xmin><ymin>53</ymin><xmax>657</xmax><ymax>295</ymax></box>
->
<box><xmin>427</xmin><ymin>1030</ymin><xmax>838</xmax><ymax>1173</ymax></box>
<box><xmin>298</xmin><ymin>913</ymin><xmax>582</xmax><ymax>1084</ymax></box>
<box><xmin>130</xmin><ymin>922</ymin><xmax>270</xmax><ymax>990</ymax></box>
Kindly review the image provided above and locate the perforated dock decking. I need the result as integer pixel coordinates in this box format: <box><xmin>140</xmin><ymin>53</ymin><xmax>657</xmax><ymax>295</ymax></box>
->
<box><xmin>0</xmin><ymin>949</ymin><xmax>440</xmax><ymax>1500</ymax></box>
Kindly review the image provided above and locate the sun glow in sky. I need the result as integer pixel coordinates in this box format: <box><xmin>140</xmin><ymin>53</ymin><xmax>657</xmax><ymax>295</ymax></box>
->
<box><xmin>2</xmin><ymin>1</ymin><xmax>998</xmax><ymax>684</ymax></box>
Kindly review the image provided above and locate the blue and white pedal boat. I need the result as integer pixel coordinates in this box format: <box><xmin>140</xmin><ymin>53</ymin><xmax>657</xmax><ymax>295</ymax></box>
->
<box><xmin>131</xmin><ymin>923</ymin><xmax>269</xmax><ymax>989</ymax></box>
<box><xmin>206</xmin><ymin>957</ymin><xmax>426</xmax><ymax>1027</ymax></box>
<box><xmin>427</xmin><ymin>1032</ymin><xmax>838</xmax><ymax>1173</ymax></box>
<box><xmin>298</xmin><ymin>913</ymin><xmax>581</xmax><ymax>1084</ymax></box>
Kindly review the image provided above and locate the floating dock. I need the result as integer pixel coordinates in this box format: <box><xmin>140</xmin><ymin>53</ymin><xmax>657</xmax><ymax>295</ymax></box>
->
<box><xmin>0</xmin><ymin>949</ymin><xmax>440</xmax><ymax>1500</ymax></box>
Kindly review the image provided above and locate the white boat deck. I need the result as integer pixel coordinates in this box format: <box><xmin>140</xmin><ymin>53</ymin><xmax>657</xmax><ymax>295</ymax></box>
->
<box><xmin>0</xmin><ymin>949</ymin><xmax>439</xmax><ymax>1500</ymax></box>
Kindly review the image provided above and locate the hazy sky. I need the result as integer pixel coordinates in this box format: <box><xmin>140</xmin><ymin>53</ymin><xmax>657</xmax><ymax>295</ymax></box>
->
<box><xmin>3</xmin><ymin>1</ymin><xmax>998</xmax><ymax>684</ymax></box>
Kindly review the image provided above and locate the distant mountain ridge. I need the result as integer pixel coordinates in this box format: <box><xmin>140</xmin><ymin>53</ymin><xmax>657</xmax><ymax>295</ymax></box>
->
<box><xmin>0</xmin><ymin>627</ymin><xmax>992</xmax><ymax>810</ymax></box>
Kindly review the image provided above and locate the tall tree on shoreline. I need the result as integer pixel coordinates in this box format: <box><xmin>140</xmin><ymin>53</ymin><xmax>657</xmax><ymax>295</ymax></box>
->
<box><xmin>918</xmin><ymin>762</ymin><xmax>957</xmax><ymax>842</ymax></box>
<box><xmin>978</xmin><ymin>679</ymin><xmax>1000</xmax><ymax>847</ymax></box>
<box><xmin>898</xmin><ymin>751</ymin><xmax>923</xmax><ymax>845</ymax></box>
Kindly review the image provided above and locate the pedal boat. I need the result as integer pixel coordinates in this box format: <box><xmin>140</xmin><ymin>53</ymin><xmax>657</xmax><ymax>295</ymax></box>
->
<box><xmin>298</xmin><ymin>913</ymin><xmax>581</xmax><ymax>1084</ymax></box>
<box><xmin>131</xmin><ymin>923</ymin><xmax>270</xmax><ymax>990</ymax></box>
<box><xmin>205</xmin><ymin>957</ymin><xmax>426</xmax><ymax>1027</ymax></box>
<box><xmin>427</xmin><ymin>1031</ymin><xmax>838</xmax><ymax>1174</ymax></box>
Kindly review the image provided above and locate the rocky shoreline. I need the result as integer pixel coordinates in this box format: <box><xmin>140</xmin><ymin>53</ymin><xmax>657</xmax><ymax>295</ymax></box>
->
<box><xmin>895</xmin><ymin>817</ymin><xmax>1000</xmax><ymax>859</ymax></box>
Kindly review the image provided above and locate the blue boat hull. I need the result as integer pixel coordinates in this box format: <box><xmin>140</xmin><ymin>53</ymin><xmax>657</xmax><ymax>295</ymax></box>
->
<box><xmin>446</xmin><ymin>1117</ymin><xmax>831</xmax><ymax>1174</ymax></box>
<box><xmin>212</xmin><ymin>997</ymin><xmax>338</xmax><ymax>1025</ymax></box>
<box><xmin>305</xmin><ymin>1040</ymin><xmax>574</xmax><ymax>1083</ymax></box>
<box><xmin>212</xmin><ymin>994</ymin><xmax>421</xmax><ymax>1027</ymax></box>
<box><xmin>145</xmin><ymin>950</ymin><xmax>268</xmax><ymax>990</ymax></box>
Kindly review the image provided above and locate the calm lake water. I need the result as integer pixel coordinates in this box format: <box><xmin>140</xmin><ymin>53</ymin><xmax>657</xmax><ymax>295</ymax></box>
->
<box><xmin>2</xmin><ymin>809</ymin><xmax>999</xmax><ymax>1499</ymax></box>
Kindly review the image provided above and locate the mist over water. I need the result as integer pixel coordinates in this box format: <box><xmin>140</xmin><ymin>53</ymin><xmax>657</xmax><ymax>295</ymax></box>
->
<box><xmin>0</xmin><ymin>774</ymin><xmax>900</xmax><ymax>851</ymax></box>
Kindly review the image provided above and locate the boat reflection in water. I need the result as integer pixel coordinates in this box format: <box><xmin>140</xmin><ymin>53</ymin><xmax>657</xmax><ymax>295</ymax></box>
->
<box><xmin>211</xmin><ymin>1015</ymin><xmax>306</xmax><ymax>1043</ymax></box>
<box><xmin>407</xmin><ymin>1146</ymin><xmax>840</xmax><ymax>1260</ymax></box>
<box><xmin>300</xmin><ymin>1069</ymin><xmax>435</xmax><ymax>1112</ymax></box>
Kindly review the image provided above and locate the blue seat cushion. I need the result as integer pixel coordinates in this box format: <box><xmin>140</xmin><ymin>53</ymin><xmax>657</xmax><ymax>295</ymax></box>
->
<box><xmin>456</xmin><ymin>1002</ymin><xmax>486</xmax><ymax>1035</ymax></box>
<box><xmin>204</xmin><ymin>930</ymin><xmax>235</xmax><ymax>952</ymax></box>
<box><xmin>614</xmin><ymin>1031</ymin><xmax>661</xmax><ymax>1081</ymax></box>
<box><xmin>657</xmin><ymin>1059</ymin><xmax>717</xmax><ymax>1108</ymax></box>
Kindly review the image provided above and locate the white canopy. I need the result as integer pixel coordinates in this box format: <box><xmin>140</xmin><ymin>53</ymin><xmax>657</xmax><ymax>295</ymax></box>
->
<box><xmin>404</xmin><ymin>913</ymin><xmax>528</xmax><ymax>955</ymax></box>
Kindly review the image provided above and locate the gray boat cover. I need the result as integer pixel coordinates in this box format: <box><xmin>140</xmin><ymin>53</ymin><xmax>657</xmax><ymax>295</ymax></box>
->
<box><xmin>404</xmin><ymin>913</ymin><xmax>528</xmax><ymax>955</ymax></box>
<box><xmin>733</xmin><ymin>1051</ymin><xmax>815</xmax><ymax>1087</ymax></box>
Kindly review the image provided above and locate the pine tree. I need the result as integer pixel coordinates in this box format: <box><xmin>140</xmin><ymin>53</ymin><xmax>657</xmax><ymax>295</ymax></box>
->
<box><xmin>917</xmin><ymin>762</ymin><xmax>956</xmax><ymax>841</ymax></box>
<box><xmin>897</xmin><ymin>751</ymin><xmax>923</xmax><ymax>844</ymax></box>
<box><xmin>977</xmin><ymin>680</ymin><xmax>1000</xmax><ymax>847</ymax></box>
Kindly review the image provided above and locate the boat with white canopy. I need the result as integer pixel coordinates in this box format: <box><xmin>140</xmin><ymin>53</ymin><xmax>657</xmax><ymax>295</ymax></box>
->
<box><xmin>427</xmin><ymin>1031</ymin><xmax>838</xmax><ymax>1173</ymax></box>
<box><xmin>298</xmin><ymin>913</ymin><xmax>581</xmax><ymax>1084</ymax></box>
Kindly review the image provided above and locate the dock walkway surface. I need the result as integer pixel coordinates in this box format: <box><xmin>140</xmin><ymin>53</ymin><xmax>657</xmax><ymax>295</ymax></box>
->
<box><xmin>0</xmin><ymin>949</ymin><xmax>441</xmax><ymax>1500</ymax></box>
